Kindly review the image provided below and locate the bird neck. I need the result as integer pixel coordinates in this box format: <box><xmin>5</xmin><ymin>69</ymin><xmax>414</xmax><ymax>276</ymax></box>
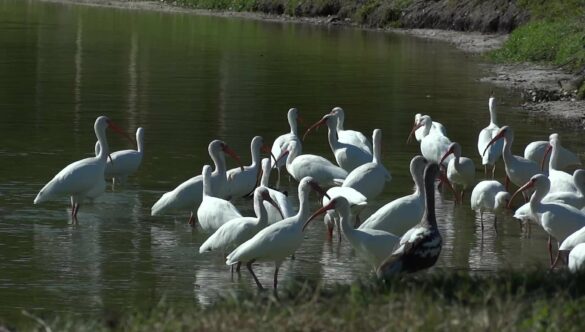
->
<box><xmin>422</xmin><ymin>171</ymin><xmax>437</xmax><ymax>228</ymax></box>
<box><xmin>288</xmin><ymin>112</ymin><xmax>298</xmax><ymax>135</ymax></box>
<box><xmin>549</xmin><ymin>142</ymin><xmax>560</xmax><ymax>171</ymax></box>
<box><xmin>95</xmin><ymin>124</ymin><xmax>108</xmax><ymax>161</ymax></box>
<box><xmin>338</xmin><ymin>206</ymin><xmax>353</xmax><ymax>237</ymax></box>
<box><xmin>372</xmin><ymin>136</ymin><xmax>381</xmax><ymax>164</ymax></box>
<box><xmin>502</xmin><ymin>137</ymin><xmax>513</xmax><ymax>164</ymax></box>
<box><xmin>295</xmin><ymin>187</ymin><xmax>311</xmax><ymax>228</ymax></box>
<box><xmin>529</xmin><ymin>186</ymin><xmax>547</xmax><ymax>213</ymax></box>
<box><xmin>254</xmin><ymin>196</ymin><xmax>269</xmax><ymax>226</ymax></box>
<box><xmin>412</xmin><ymin>169</ymin><xmax>424</xmax><ymax>196</ymax></box>
<box><xmin>202</xmin><ymin>173</ymin><xmax>213</xmax><ymax>197</ymax></box>
<box><xmin>326</xmin><ymin>122</ymin><xmax>341</xmax><ymax>151</ymax></box>
<box><xmin>250</xmin><ymin>144</ymin><xmax>261</xmax><ymax>168</ymax></box>
<box><xmin>260</xmin><ymin>168</ymin><xmax>270</xmax><ymax>188</ymax></box>
<box><xmin>211</xmin><ymin>150</ymin><xmax>227</xmax><ymax>175</ymax></box>
<box><xmin>336</xmin><ymin>114</ymin><xmax>344</xmax><ymax>132</ymax></box>
<box><xmin>136</xmin><ymin>131</ymin><xmax>144</xmax><ymax>153</ymax></box>
<box><xmin>489</xmin><ymin>103</ymin><xmax>497</xmax><ymax>127</ymax></box>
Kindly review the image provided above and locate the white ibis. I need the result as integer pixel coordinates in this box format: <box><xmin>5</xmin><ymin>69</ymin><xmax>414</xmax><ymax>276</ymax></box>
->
<box><xmin>542</xmin><ymin>134</ymin><xmax>578</xmax><ymax>194</ymax></box>
<box><xmin>543</xmin><ymin>169</ymin><xmax>585</xmax><ymax>209</ymax></box>
<box><xmin>408</xmin><ymin>115</ymin><xmax>452</xmax><ymax>166</ymax></box>
<box><xmin>554</xmin><ymin>226</ymin><xmax>585</xmax><ymax>269</ymax></box>
<box><xmin>199</xmin><ymin>187</ymin><xmax>283</xmax><ymax>254</ymax></box>
<box><xmin>258</xmin><ymin>158</ymin><xmax>295</xmax><ymax>224</ymax></box>
<box><xmin>322</xmin><ymin>186</ymin><xmax>367</xmax><ymax>237</ymax></box>
<box><xmin>197</xmin><ymin>165</ymin><xmax>243</xmax><ymax>232</ymax></box>
<box><xmin>413</xmin><ymin>113</ymin><xmax>447</xmax><ymax>142</ymax></box>
<box><xmin>102</xmin><ymin>127</ymin><xmax>144</xmax><ymax>187</ymax></box>
<box><xmin>150</xmin><ymin>140</ymin><xmax>243</xmax><ymax>224</ymax></box>
<box><xmin>304</xmin><ymin>196</ymin><xmax>400</xmax><ymax>269</ymax></box>
<box><xmin>509</xmin><ymin>174</ymin><xmax>585</xmax><ymax>266</ymax></box>
<box><xmin>226</xmin><ymin>177</ymin><xmax>329</xmax><ymax>290</ymax></box>
<box><xmin>440</xmin><ymin>142</ymin><xmax>476</xmax><ymax>203</ymax></box>
<box><xmin>358</xmin><ymin>156</ymin><xmax>429</xmax><ymax>236</ymax></box>
<box><xmin>568</xmin><ymin>243</ymin><xmax>585</xmax><ymax>272</ymax></box>
<box><xmin>470</xmin><ymin>180</ymin><xmax>510</xmax><ymax>231</ymax></box>
<box><xmin>376</xmin><ymin>163</ymin><xmax>443</xmax><ymax>278</ymax></box>
<box><xmin>477</xmin><ymin>96</ymin><xmax>503</xmax><ymax>178</ymax></box>
<box><xmin>339</xmin><ymin>129</ymin><xmax>392</xmax><ymax>200</ymax></box>
<box><xmin>270</xmin><ymin>108</ymin><xmax>302</xmax><ymax>185</ymax></box>
<box><xmin>34</xmin><ymin>116</ymin><xmax>132</xmax><ymax>220</ymax></box>
<box><xmin>524</xmin><ymin>135</ymin><xmax>581</xmax><ymax>172</ymax></box>
<box><xmin>329</xmin><ymin>107</ymin><xmax>372</xmax><ymax>154</ymax></box>
<box><xmin>304</xmin><ymin>114</ymin><xmax>372</xmax><ymax>172</ymax></box>
<box><xmin>226</xmin><ymin>136</ymin><xmax>270</xmax><ymax>198</ymax></box>
<box><xmin>483</xmin><ymin>126</ymin><xmax>541</xmax><ymax>195</ymax></box>
<box><xmin>276</xmin><ymin>140</ymin><xmax>347</xmax><ymax>187</ymax></box>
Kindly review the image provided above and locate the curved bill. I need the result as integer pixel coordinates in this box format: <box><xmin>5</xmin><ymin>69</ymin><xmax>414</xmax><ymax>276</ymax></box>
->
<box><xmin>223</xmin><ymin>145</ymin><xmax>244</xmax><ymax>171</ymax></box>
<box><xmin>407</xmin><ymin>123</ymin><xmax>424</xmax><ymax>144</ymax></box>
<box><xmin>541</xmin><ymin>144</ymin><xmax>552</xmax><ymax>171</ymax></box>
<box><xmin>262</xmin><ymin>191</ymin><xmax>284</xmax><ymax>220</ymax></box>
<box><xmin>272</xmin><ymin>150</ymin><xmax>289</xmax><ymax>171</ymax></box>
<box><xmin>261</xmin><ymin>144</ymin><xmax>278</xmax><ymax>166</ymax></box>
<box><xmin>309</xmin><ymin>180</ymin><xmax>331</xmax><ymax>200</ymax></box>
<box><xmin>438</xmin><ymin>171</ymin><xmax>456</xmax><ymax>197</ymax></box>
<box><xmin>243</xmin><ymin>168</ymin><xmax>263</xmax><ymax>198</ymax></box>
<box><xmin>303</xmin><ymin>200</ymin><xmax>336</xmax><ymax>232</ymax></box>
<box><xmin>106</xmin><ymin>120</ymin><xmax>135</xmax><ymax>144</ymax></box>
<box><xmin>302</xmin><ymin>117</ymin><xmax>327</xmax><ymax>141</ymax></box>
<box><xmin>482</xmin><ymin>130</ymin><xmax>506</xmax><ymax>157</ymax></box>
<box><xmin>439</xmin><ymin>146</ymin><xmax>455</xmax><ymax>166</ymax></box>
<box><xmin>508</xmin><ymin>179</ymin><xmax>535</xmax><ymax>209</ymax></box>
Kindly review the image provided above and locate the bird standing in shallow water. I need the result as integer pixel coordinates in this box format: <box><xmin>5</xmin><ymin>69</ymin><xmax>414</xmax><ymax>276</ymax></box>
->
<box><xmin>376</xmin><ymin>163</ymin><xmax>443</xmax><ymax>278</ymax></box>
<box><xmin>34</xmin><ymin>116</ymin><xmax>132</xmax><ymax>221</ymax></box>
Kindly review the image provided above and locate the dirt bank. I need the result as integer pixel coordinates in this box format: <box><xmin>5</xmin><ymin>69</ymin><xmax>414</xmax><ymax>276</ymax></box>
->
<box><xmin>39</xmin><ymin>0</ymin><xmax>585</xmax><ymax>129</ymax></box>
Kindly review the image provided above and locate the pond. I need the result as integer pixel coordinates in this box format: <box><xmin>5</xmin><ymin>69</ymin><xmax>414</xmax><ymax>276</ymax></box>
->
<box><xmin>0</xmin><ymin>0</ymin><xmax>582</xmax><ymax>324</ymax></box>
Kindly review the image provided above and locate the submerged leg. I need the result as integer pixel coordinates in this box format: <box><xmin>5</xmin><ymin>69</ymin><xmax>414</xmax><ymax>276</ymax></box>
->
<box><xmin>548</xmin><ymin>235</ymin><xmax>553</xmax><ymax>265</ymax></box>
<box><xmin>493</xmin><ymin>215</ymin><xmax>498</xmax><ymax>234</ymax></box>
<box><xmin>273</xmin><ymin>264</ymin><xmax>280</xmax><ymax>290</ymax></box>
<box><xmin>246</xmin><ymin>259</ymin><xmax>263</xmax><ymax>289</ymax></box>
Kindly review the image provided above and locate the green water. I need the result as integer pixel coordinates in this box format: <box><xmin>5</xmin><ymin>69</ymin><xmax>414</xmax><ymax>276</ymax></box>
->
<box><xmin>0</xmin><ymin>0</ymin><xmax>582</xmax><ymax>325</ymax></box>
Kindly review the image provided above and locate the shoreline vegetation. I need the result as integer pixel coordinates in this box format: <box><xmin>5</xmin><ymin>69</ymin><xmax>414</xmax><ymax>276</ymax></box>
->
<box><xmin>7</xmin><ymin>269</ymin><xmax>585</xmax><ymax>331</ymax></box>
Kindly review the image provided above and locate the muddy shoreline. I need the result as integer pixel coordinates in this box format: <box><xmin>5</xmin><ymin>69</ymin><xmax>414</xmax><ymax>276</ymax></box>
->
<box><xmin>39</xmin><ymin>0</ymin><xmax>585</xmax><ymax>128</ymax></box>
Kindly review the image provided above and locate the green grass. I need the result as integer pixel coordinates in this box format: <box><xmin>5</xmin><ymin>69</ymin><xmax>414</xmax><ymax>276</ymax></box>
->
<box><xmin>9</xmin><ymin>269</ymin><xmax>585</xmax><ymax>331</ymax></box>
<box><xmin>491</xmin><ymin>1</ymin><xmax>585</xmax><ymax>75</ymax></box>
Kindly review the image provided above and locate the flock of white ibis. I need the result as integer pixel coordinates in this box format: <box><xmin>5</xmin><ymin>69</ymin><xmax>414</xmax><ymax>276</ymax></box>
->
<box><xmin>33</xmin><ymin>97</ymin><xmax>585</xmax><ymax>290</ymax></box>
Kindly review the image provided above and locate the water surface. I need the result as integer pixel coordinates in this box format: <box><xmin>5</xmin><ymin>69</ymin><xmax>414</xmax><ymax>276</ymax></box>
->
<box><xmin>0</xmin><ymin>0</ymin><xmax>583</xmax><ymax>324</ymax></box>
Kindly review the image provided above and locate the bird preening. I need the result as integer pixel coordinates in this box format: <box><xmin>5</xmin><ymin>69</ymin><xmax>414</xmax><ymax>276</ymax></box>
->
<box><xmin>33</xmin><ymin>99</ymin><xmax>585</xmax><ymax>290</ymax></box>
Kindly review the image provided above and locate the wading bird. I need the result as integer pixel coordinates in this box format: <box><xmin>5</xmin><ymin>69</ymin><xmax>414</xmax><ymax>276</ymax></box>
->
<box><xmin>34</xmin><ymin>116</ymin><xmax>132</xmax><ymax>220</ymax></box>
<box><xmin>376</xmin><ymin>163</ymin><xmax>443</xmax><ymax>278</ymax></box>
<box><xmin>477</xmin><ymin>96</ymin><xmax>503</xmax><ymax>178</ymax></box>
<box><xmin>150</xmin><ymin>140</ymin><xmax>243</xmax><ymax>224</ymax></box>
<box><xmin>226</xmin><ymin>177</ymin><xmax>328</xmax><ymax>290</ymax></box>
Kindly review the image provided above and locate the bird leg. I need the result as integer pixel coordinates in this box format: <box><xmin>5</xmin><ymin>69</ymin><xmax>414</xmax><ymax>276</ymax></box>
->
<box><xmin>460</xmin><ymin>191</ymin><xmax>465</xmax><ymax>205</ymax></box>
<box><xmin>484</xmin><ymin>165</ymin><xmax>487</xmax><ymax>178</ymax></box>
<box><xmin>236</xmin><ymin>262</ymin><xmax>241</xmax><ymax>274</ymax></box>
<box><xmin>73</xmin><ymin>203</ymin><xmax>80</xmax><ymax>219</ymax></box>
<box><xmin>504</xmin><ymin>175</ymin><xmax>510</xmax><ymax>192</ymax></box>
<box><xmin>491</xmin><ymin>164</ymin><xmax>497</xmax><ymax>179</ymax></box>
<box><xmin>188</xmin><ymin>212</ymin><xmax>195</xmax><ymax>226</ymax></box>
<box><xmin>246</xmin><ymin>260</ymin><xmax>264</xmax><ymax>290</ymax></box>
<box><xmin>273</xmin><ymin>265</ymin><xmax>280</xmax><ymax>290</ymax></box>
<box><xmin>547</xmin><ymin>236</ymin><xmax>553</xmax><ymax>266</ymax></box>
<box><xmin>493</xmin><ymin>215</ymin><xmax>498</xmax><ymax>234</ymax></box>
